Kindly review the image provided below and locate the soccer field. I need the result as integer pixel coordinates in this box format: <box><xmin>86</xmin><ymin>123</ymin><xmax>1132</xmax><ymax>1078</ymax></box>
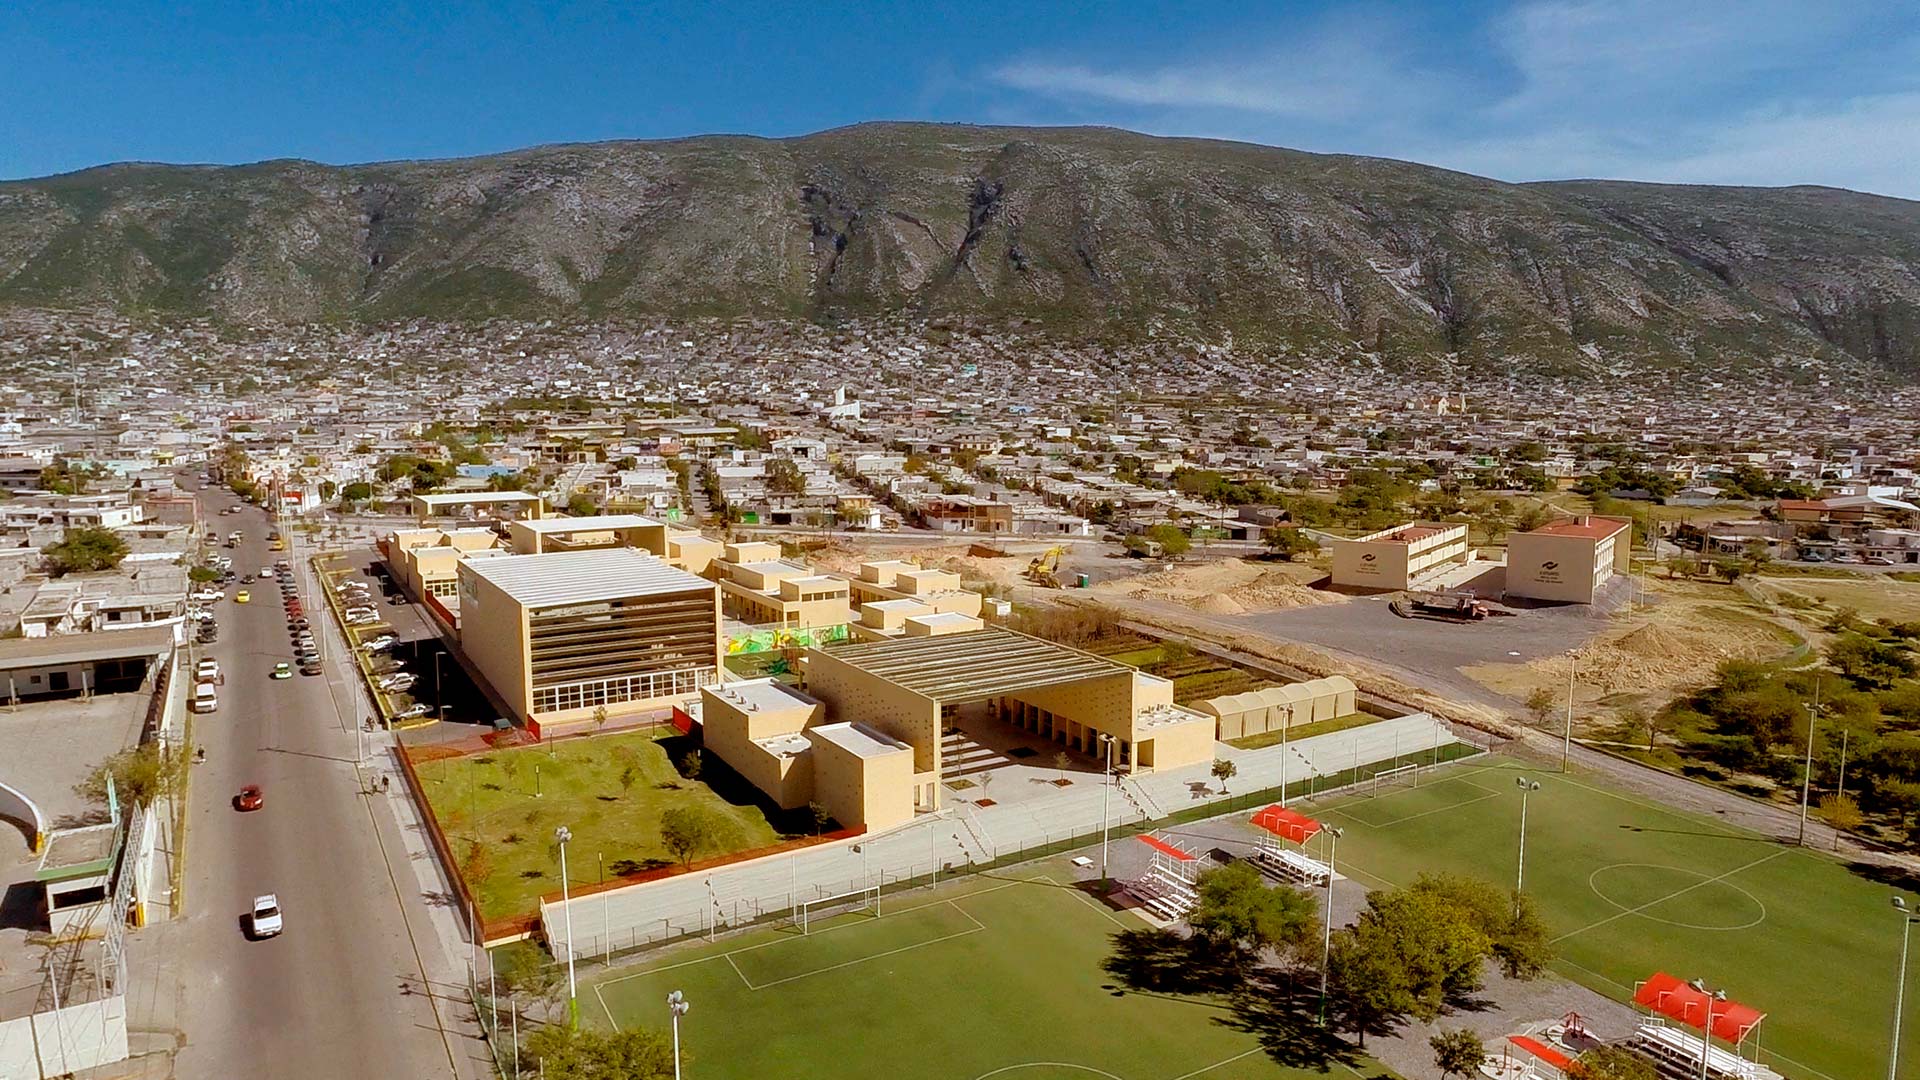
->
<box><xmin>588</xmin><ymin>867</ymin><xmax>1397</xmax><ymax>1080</ymax></box>
<box><xmin>1307</xmin><ymin>757</ymin><xmax>1917</xmax><ymax>1080</ymax></box>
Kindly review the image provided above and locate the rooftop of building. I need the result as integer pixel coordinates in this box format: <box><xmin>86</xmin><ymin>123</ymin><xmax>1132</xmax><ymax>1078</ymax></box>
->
<box><xmin>0</xmin><ymin>625</ymin><xmax>176</xmax><ymax>672</ymax></box>
<box><xmin>460</xmin><ymin>548</ymin><xmax>713</xmax><ymax>608</ymax></box>
<box><xmin>412</xmin><ymin>491</ymin><xmax>546</xmax><ymax>507</ymax></box>
<box><xmin>512</xmin><ymin>513</ymin><xmax>664</xmax><ymax>533</ymax></box>
<box><xmin>809</xmin><ymin>721</ymin><xmax>911</xmax><ymax>758</ymax></box>
<box><xmin>708</xmin><ymin>677</ymin><xmax>816</xmax><ymax>715</ymax></box>
<box><xmin>1525</xmin><ymin>515</ymin><xmax>1632</xmax><ymax>541</ymax></box>
<box><xmin>818</xmin><ymin>626</ymin><xmax>1129</xmax><ymax>704</ymax></box>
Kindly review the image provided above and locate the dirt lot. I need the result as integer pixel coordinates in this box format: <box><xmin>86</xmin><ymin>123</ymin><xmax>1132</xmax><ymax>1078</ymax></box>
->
<box><xmin>1090</xmin><ymin>556</ymin><xmax>1341</xmax><ymax>614</ymax></box>
<box><xmin>1750</xmin><ymin>573</ymin><xmax>1920</xmax><ymax>625</ymax></box>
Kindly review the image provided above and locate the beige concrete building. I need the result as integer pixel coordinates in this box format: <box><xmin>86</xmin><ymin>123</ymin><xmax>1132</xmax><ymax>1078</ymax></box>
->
<box><xmin>846</xmin><ymin>560</ymin><xmax>984</xmax><ymax>618</ymax></box>
<box><xmin>410</xmin><ymin>491</ymin><xmax>546</xmax><ymax>520</ymax></box>
<box><xmin>506</xmin><ymin>513</ymin><xmax>722</xmax><ymax>574</ymax></box>
<box><xmin>804</xmin><ymin>628</ymin><xmax>1215</xmax><ymax>813</ymax></box>
<box><xmin>1329</xmin><ymin>521</ymin><xmax>1471</xmax><ymax>591</ymax></box>
<box><xmin>698</xmin><ymin>679</ymin><xmax>915</xmax><ymax>831</ymax></box>
<box><xmin>1505</xmin><ymin>515</ymin><xmax>1632</xmax><ymax>604</ymax></box>
<box><xmin>386</xmin><ymin>526</ymin><xmax>507</xmax><ymax>602</ymax></box>
<box><xmin>1196</xmin><ymin>676</ymin><xmax>1359</xmax><ymax>741</ymax></box>
<box><xmin>710</xmin><ymin>542</ymin><xmax>852</xmax><ymax>630</ymax></box>
<box><xmin>455</xmin><ymin>549</ymin><xmax>721</xmax><ymax>730</ymax></box>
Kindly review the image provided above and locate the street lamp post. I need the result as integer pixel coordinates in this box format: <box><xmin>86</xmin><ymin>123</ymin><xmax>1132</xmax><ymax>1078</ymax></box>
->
<box><xmin>554</xmin><ymin>826</ymin><xmax>578</xmax><ymax>1027</ymax></box>
<box><xmin>1317</xmin><ymin>825</ymin><xmax>1344</xmax><ymax>1028</ymax></box>
<box><xmin>1688</xmin><ymin>978</ymin><xmax>1727</xmax><ymax>1080</ymax></box>
<box><xmin>1098</xmin><ymin>733</ymin><xmax>1115</xmax><ymax>888</ymax></box>
<box><xmin>667</xmin><ymin>990</ymin><xmax>690</xmax><ymax>1080</ymax></box>
<box><xmin>1893</xmin><ymin>896</ymin><xmax>1916</xmax><ymax>1080</ymax></box>
<box><xmin>1515</xmin><ymin>778</ymin><xmax>1541</xmax><ymax>897</ymax></box>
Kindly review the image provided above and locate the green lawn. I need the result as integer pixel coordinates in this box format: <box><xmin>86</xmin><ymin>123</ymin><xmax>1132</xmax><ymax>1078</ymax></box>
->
<box><xmin>588</xmin><ymin>864</ymin><xmax>1397</xmax><ymax>1080</ymax></box>
<box><xmin>1305</xmin><ymin>757</ymin><xmax>1919</xmax><ymax>1080</ymax></box>
<box><xmin>1228</xmin><ymin>712</ymin><xmax>1378</xmax><ymax>751</ymax></box>
<box><xmin>413</xmin><ymin>730</ymin><xmax>782</xmax><ymax>919</ymax></box>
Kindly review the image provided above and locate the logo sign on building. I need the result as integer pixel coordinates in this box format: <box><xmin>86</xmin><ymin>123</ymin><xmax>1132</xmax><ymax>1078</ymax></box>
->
<box><xmin>1535</xmin><ymin>559</ymin><xmax>1563</xmax><ymax>584</ymax></box>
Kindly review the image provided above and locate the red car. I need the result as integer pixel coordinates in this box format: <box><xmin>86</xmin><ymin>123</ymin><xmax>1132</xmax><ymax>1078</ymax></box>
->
<box><xmin>235</xmin><ymin>784</ymin><xmax>264</xmax><ymax>811</ymax></box>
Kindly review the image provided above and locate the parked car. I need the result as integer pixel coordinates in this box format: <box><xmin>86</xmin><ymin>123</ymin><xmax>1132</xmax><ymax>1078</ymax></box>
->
<box><xmin>361</xmin><ymin>635</ymin><xmax>398</xmax><ymax>653</ymax></box>
<box><xmin>299</xmin><ymin>660</ymin><xmax>324</xmax><ymax>676</ymax></box>
<box><xmin>191</xmin><ymin>589</ymin><xmax>224</xmax><ymax>603</ymax></box>
<box><xmin>260</xmin><ymin>567</ymin><xmax>275</xmax><ymax>578</ymax></box>
<box><xmin>191</xmin><ymin>683</ymin><xmax>218</xmax><ymax>713</ymax></box>
<box><xmin>235</xmin><ymin>784</ymin><xmax>264</xmax><ymax>811</ymax></box>
<box><xmin>376</xmin><ymin>673</ymin><xmax>418</xmax><ymax>692</ymax></box>
<box><xmin>249</xmin><ymin>894</ymin><xmax>283</xmax><ymax>938</ymax></box>
<box><xmin>195</xmin><ymin>658</ymin><xmax>221</xmax><ymax>682</ymax></box>
<box><xmin>270</xmin><ymin>662</ymin><xmax>292</xmax><ymax>680</ymax></box>
<box><xmin>287</xmin><ymin>618</ymin><xmax>310</xmax><ymax>631</ymax></box>
<box><xmin>1864</xmin><ymin>556</ymin><xmax>1896</xmax><ymax>566</ymax></box>
<box><xmin>393</xmin><ymin>703</ymin><xmax>433</xmax><ymax>720</ymax></box>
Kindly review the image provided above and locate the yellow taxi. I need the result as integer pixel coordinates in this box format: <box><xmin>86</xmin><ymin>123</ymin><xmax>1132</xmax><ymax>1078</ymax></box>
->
<box><xmin>235</xmin><ymin>590</ymin><xmax>251</xmax><ymax>604</ymax></box>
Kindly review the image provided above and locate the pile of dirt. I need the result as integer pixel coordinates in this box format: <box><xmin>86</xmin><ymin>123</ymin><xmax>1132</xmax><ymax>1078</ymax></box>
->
<box><xmin>1562</xmin><ymin>617</ymin><xmax>1766</xmax><ymax>695</ymax></box>
<box><xmin>1096</xmin><ymin>558</ymin><xmax>1342</xmax><ymax>614</ymax></box>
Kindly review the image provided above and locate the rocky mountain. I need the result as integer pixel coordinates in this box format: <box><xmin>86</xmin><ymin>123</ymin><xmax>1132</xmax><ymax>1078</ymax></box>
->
<box><xmin>2</xmin><ymin>122</ymin><xmax>1917</xmax><ymax>378</ymax></box>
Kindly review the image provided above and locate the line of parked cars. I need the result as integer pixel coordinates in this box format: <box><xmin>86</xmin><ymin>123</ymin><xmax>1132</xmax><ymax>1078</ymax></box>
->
<box><xmin>282</xmin><ymin>563</ymin><xmax>322</xmax><ymax>676</ymax></box>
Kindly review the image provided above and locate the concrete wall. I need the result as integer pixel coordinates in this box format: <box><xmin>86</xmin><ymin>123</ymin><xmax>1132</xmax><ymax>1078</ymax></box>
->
<box><xmin>0</xmin><ymin>994</ymin><xmax>129</xmax><ymax>1078</ymax></box>
<box><xmin>1138</xmin><ymin>714</ymin><xmax>1217</xmax><ymax>772</ymax></box>
<box><xmin>802</xmin><ymin>652</ymin><xmax>942</xmax><ymax>779</ymax></box>
<box><xmin>807</xmin><ymin>725</ymin><xmax>914</xmax><ymax>831</ymax></box>
<box><xmin>0</xmin><ymin>780</ymin><xmax>44</xmax><ymax>853</ymax></box>
<box><xmin>455</xmin><ymin>566</ymin><xmax>530</xmax><ymax>718</ymax></box>
<box><xmin>1506</xmin><ymin>523</ymin><xmax>1630</xmax><ymax>604</ymax></box>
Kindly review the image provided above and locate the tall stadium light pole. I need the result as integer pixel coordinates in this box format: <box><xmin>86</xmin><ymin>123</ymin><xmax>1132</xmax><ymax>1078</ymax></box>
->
<box><xmin>1514</xmin><ymin>778</ymin><xmax>1541</xmax><ymax>897</ymax></box>
<box><xmin>667</xmin><ymin>990</ymin><xmax>690</xmax><ymax>1080</ymax></box>
<box><xmin>1688</xmin><ymin>979</ymin><xmax>1726</xmax><ymax>1080</ymax></box>
<box><xmin>1317</xmin><ymin>825</ymin><xmax>1344</xmax><ymax>1028</ymax></box>
<box><xmin>1563</xmin><ymin>651</ymin><xmax>1576</xmax><ymax>772</ymax></box>
<box><xmin>1099</xmin><ymin>733</ymin><xmax>1115</xmax><ymax>888</ymax></box>
<box><xmin>554</xmin><ymin>826</ymin><xmax>578</xmax><ymax>1028</ymax></box>
<box><xmin>1799</xmin><ymin>678</ymin><xmax>1821</xmax><ymax>846</ymax></box>
<box><xmin>1893</xmin><ymin>897</ymin><xmax>1916</xmax><ymax>1080</ymax></box>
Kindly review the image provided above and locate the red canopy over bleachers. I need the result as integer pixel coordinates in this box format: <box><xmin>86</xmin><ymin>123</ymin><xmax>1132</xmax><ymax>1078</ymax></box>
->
<box><xmin>1136</xmin><ymin>835</ymin><xmax>1196</xmax><ymax>861</ymax></box>
<box><xmin>1507</xmin><ymin>1035</ymin><xmax>1574</xmax><ymax>1073</ymax></box>
<box><xmin>1633</xmin><ymin>972</ymin><xmax>1766</xmax><ymax>1043</ymax></box>
<box><xmin>1249</xmin><ymin>805</ymin><xmax>1322</xmax><ymax>844</ymax></box>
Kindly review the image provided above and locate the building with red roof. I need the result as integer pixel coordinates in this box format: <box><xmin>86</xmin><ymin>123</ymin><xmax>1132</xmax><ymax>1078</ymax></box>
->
<box><xmin>1506</xmin><ymin>514</ymin><xmax>1633</xmax><ymax>604</ymax></box>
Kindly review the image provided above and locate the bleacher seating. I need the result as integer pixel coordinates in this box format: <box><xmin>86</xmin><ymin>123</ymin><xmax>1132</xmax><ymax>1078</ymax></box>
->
<box><xmin>1253</xmin><ymin>845</ymin><xmax>1331</xmax><ymax>886</ymax></box>
<box><xmin>1632</xmin><ymin>1024</ymin><xmax>1762</xmax><ymax>1080</ymax></box>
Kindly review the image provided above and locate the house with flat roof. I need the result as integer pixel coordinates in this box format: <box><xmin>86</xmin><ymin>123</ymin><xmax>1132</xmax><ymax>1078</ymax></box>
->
<box><xmin>506</xmin><ymin>513</ymin><xmax>721</xmax><ymax>574</ymax></box>
<box><xmin>697</xmin><ymin>679</ymin><xmax>915</xmax><ymax>831</ymax></box>
<box><xmin>455</xmin><ymin>549</ymin><xmax>721</xmax><ymax>730</ymax></box>
<box><xmin>1328</xmin><ymin>521</ymin><xmax>1471</xmax><ymax>591</ymax></box>
<box><xmin>409</xmin><ymin>490</ymin><xmax>547</xmax><ymax>521</ymax></box>
<box><xmin>708</xmin><ymin>542</ymin><xmax>852</xmax><ymax>631</ymax></box>
<box><xmin>1505</xmin><ymin>515</ymin><xmax>1633</xmax><ymax>604</ymax></box>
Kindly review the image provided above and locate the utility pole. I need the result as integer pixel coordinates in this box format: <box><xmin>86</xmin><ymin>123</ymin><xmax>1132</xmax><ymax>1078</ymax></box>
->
<box><xmin>1098</xmin><ymin>733</ymin><xmax>1115</xmax><ymax>889</ymax></box>
<box><xmin>1800</xmin><ymin>677</ymin><xmax>1820</xmax><ymax>846</ymax></box>
<box><xmin>1563</xmin><ymin>651</ymin><xmax>1576</xmax><ymax>772</ymax></box>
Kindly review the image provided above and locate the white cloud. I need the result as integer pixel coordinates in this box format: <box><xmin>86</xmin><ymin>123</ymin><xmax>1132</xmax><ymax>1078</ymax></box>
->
<box><xmin>985</xmin><ymin>1</ymin><xmax>1920</xmax><ymax>197</ymax></box>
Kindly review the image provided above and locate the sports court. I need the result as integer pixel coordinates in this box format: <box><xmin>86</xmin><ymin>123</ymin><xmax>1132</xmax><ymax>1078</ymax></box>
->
<box><xmin>587</xmin><ymin>865</ymin><xmax>1396</xmax><ymax>1080</ymax></box>
<box><xmin>1285</xmin><ymin>756</ymin><xmax>1917</xmax><ymax>1080</ymax></box>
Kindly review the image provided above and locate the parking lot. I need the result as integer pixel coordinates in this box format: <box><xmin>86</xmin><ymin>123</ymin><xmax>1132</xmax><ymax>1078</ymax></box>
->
<box><xmin>327</xmin><ymin>548</ymin><xmax>498</xmax><ymax>735</ymax></box>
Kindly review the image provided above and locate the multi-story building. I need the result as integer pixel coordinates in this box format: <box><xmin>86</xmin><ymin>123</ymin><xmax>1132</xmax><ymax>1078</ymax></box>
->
<box><xmin>1504</xmin><ymin>516</ymin><xmax>1633</xmax><ymax>604</ymax></box>
<box><xmin>455</xmin><ymin>549</ymin><xmax>722</xmax><ymax>730</ymax></box>
<box><xmin>1327</xmin><ymin>522</ymin><xmax>1471</xmax><ymax>591</ymax></box>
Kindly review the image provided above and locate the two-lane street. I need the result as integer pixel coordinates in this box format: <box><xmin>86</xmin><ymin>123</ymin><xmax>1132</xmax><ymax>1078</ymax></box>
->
<box><xmin>126</xmin><ymin>490</ymin><xmax>486</xmax><ymax>1079</ymax></box>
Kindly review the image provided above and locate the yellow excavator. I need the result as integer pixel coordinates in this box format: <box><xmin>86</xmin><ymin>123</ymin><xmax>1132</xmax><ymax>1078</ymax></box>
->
<box><xmin>1025</xmin><ymin>545</ymin><xmax>1066</xmax><ymax>587</ymax></box>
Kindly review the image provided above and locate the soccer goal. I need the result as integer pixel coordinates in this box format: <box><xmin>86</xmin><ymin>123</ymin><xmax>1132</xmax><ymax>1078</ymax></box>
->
<box><xmin>1366</xmin><ymin>762</ymin><xmax>1421</xmax><ymax>795</ymax></box>
<box><xmin>795</xmin><ymin>884</ymin><xmax>881</xmax><ymax>935</ymax></box>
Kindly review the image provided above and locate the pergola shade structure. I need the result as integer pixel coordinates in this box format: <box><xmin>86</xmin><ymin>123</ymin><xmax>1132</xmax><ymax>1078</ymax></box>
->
<box><xmin>817</xmin><ymin>627</ymin><xmax>1129</xmax><ymax>704</ymax></box>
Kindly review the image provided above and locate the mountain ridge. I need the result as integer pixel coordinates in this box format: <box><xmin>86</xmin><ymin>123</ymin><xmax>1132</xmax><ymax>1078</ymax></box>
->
<box><xmin>2</xmin><ymin>121</ymin><xmax>1917</xmax><ymax>379</ymax></box>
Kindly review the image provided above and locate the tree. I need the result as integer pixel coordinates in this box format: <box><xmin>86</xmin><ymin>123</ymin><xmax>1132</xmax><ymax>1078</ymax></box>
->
<box><xmin>77</xmin><ymin>742</ymin><xmax>189</xmax><ymax>807</ymax></box>
<box><xmin>1329</xmin><ymin>887</ymin><xmax>1491</xmax><ymax>1044</ymax></box>
<box><xmin>44</xmin><ymin>526</ymin><xmax>130</xmax><ymax>575</ymax></box>
<box><xmin>591</xmin><ymin>705</ymin><xmax>609</xmax><ymax>734</ymax></box>
<box><xmin>765</xmin><ymin>457</ymin><xmax>806</xmax><ymax>495</ymax></box>
<box><xmin>1211</xmin><ymin>758</ymin><xmax>1238</xmax><ymax>794</ymax></box>
<box><xmin>519</xmin><ymin>1023</ymin><xmax>676</xmax><ymax>1079</ymax></box>
<box><xmin>1146</xmin><ymin>523</ymin><xmax>1191</xmax><ymax>557</ymax></box>
<box><xmin>1053</xmin><ymin>751</ymin><xmax>1072</xmax><ymax>782</ymax></box>
<box><xmin>1262</xmin><ymin>527</ymin><xmax>1320</xmax><ymax>561</ymax></box>
<box><xmin>1189</xmin><ymin>862</ymin><xmax>1318</xmax><ymax>958</ymax></box>
<box><xmin>658</xmin><ymin>805</ymin><xmax>731</xmax><ymax>869</ymax></box>
<box><xmin>680</xmin><ymin>750</ymin><xmax>702</xmax><ymax>781</ymax></box>
<box><xmin>189</xmin><ymin>566</ymin><xmax>220</xmax><ymax>583</ymax></box>
<box><xmin>1409</xmin><ymin>873</ymin><xmax>1553</xmax><ymax>980</ymax></box>
<box><xmin>566</xmin><ymin>492</ymin><xmax>599</xmax><ymax>517</ymax></box>
<box><xmin>1569</xmin><ymin>1045</ymin><xmax>1658</xmax><ymax>1080</ymax></box>
<box><xmin>1711</xmin><ymin>558</ymin><xmax>1744</xmax><ymax>584</ymax></box>
<box><xmin>808</xmin><ymin>801</ymin><xmax>832</xmax><ymax>836</ymax></box>
<box><xmin>1819</xmin><ymin>792</ymin><xmax>1864</xmax><ymax>841</ymax></box>
<box><xmin>1828</xmin><ymin>633</ymin><xmax>1916</xmax><ymax>690</ymax></box>
<box><xmin>1525</xmin><ymin>687</ymin><xmax>1557</xmax><ymax>728</ymax></box>
<box><xmin>1430</xmin><ymin>1030</ymin><xmax>1486</xmax><ymax>1080</ymax></box>
<box><xmin>1668</xmin><ymin>553</ymin><xmax>1699</xmax><ymax>580</ymax></box>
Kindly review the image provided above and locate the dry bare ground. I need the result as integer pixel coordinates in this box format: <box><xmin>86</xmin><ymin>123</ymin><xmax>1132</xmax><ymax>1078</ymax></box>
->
<box><xmin>1091</xmin><ymin>557</ymin><xmax>1342</xmax><ymax>614</ymax></box>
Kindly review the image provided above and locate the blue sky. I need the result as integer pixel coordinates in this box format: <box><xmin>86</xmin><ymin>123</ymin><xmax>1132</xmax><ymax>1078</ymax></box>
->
<box><xmin>5</xmin><ymin>1</ymin><xmax>1920</xmax><ymax>196</ymax></box>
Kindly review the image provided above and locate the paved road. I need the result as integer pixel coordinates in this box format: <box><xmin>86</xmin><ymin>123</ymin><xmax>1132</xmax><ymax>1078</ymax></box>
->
<box><xmin>125</xmin><ymin>490</ymin><xmax>489</xmax><ymax>1079</ymax></box>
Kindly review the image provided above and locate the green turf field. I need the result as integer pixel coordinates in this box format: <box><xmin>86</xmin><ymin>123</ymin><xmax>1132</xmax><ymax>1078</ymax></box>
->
<box><xmin>588</xmin><ymin>867</ymin><xmax>1397</xmax><ymax>1080</ymax></box>
<box><xmin>1307</xmin><ymin>757</ymin><xmax>1917</xmax><ymax>1080</ymax></box>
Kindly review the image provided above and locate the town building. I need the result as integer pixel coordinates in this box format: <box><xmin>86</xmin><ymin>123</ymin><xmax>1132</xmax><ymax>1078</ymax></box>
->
<box><xmin>1328</xmin><ymin>522</ymin><xmax>1471</xmax><ymax>591</ymax></box>
<box><xmin>1504</xmin><ymin>515</ymin><xmax>1634</xmax><ymax>604</ymax></box>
